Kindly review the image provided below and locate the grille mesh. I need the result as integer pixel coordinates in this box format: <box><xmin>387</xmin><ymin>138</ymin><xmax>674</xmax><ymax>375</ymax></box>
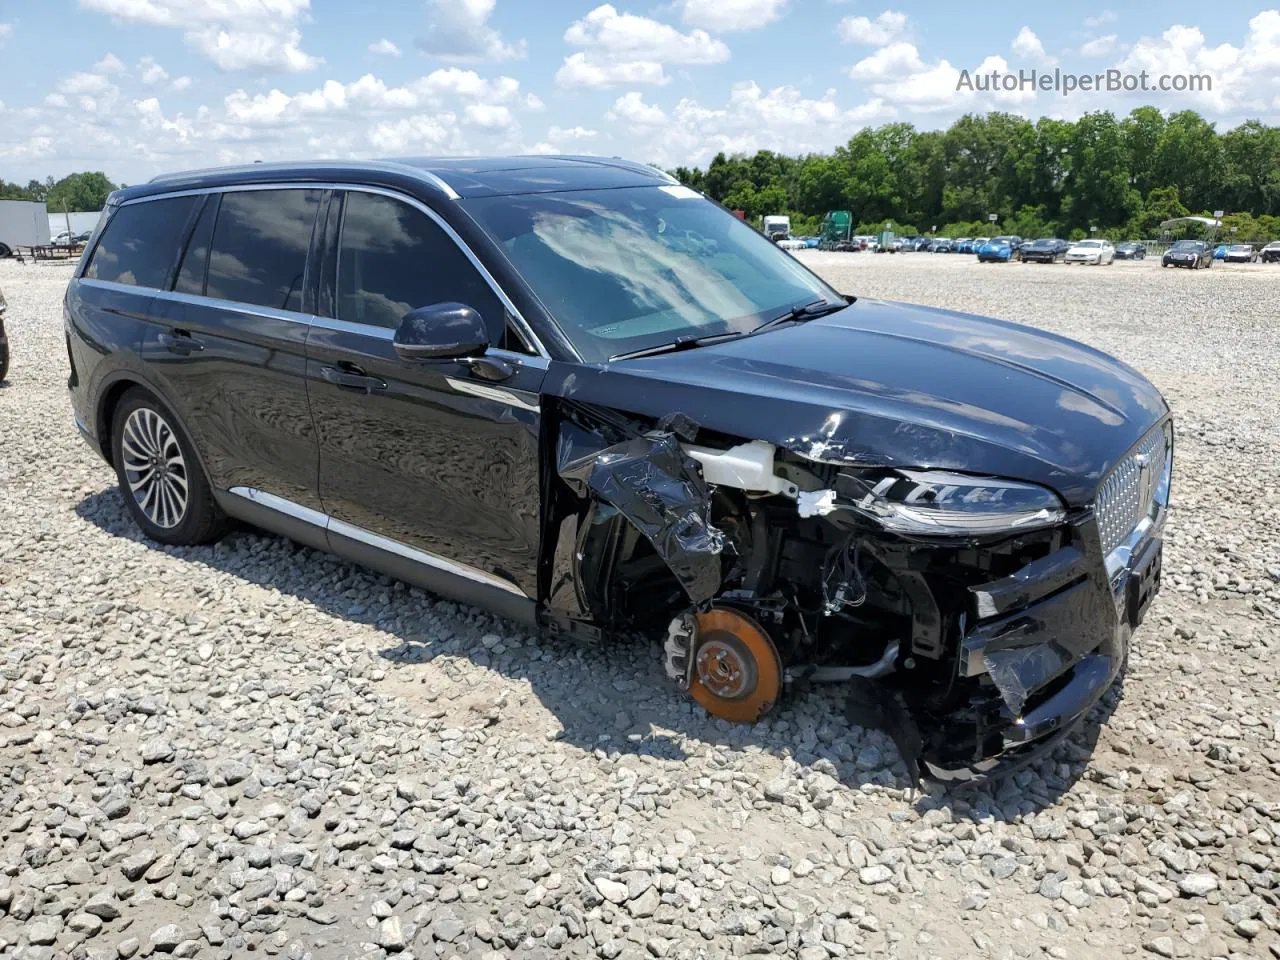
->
<box><xmin>1096</xmin><ymin>425</ymin><xmax>1170</xmax><ymax>558</ymax></box>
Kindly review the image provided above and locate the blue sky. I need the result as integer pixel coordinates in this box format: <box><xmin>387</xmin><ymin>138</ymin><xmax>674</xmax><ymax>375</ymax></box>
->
<box><xmin>0</xmin><ymin>1</ymin><xmax>1276</xmax><ymax>184</ymax></box>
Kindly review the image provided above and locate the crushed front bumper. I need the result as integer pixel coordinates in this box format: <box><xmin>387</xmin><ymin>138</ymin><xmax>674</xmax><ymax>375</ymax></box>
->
<box><xmin>920</xmin><ymin>425</ymin><xmax>1171</xmax><ymax>782</ymax></box>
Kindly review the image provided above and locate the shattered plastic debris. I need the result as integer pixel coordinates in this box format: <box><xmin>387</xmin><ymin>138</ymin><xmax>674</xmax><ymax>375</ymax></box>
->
<box><xmin>796</xmin><ymin>489</ymin><xmax>838</xmax><ymax>518</ymax></box>
<box><xmin>982</xmin><ymin>642</ymin><xmax>1073</xmax><ymax>716</ymax></box>
<box><xmin>557</xmin><ymin>425</ymin><xmax>725</xmax><ymax>604</ymax></box>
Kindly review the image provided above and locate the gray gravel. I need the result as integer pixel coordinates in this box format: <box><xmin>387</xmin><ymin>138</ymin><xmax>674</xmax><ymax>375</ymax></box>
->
<box><xmin>2</xmin><ymin>253</ymin><xmax>1279</xmax><ymax>959</ymax></box>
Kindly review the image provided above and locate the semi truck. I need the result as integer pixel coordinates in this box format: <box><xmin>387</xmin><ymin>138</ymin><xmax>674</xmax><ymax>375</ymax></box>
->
<box><xmin>762</xmin><ymin>215</ymin><xmax>791</xmax><ymax>242</ymax></box>
<box><xmin>0</xmin><ymin>200</ymin><xmax>51</xmax><ymax>257</ymax></box>
<box><xmin>819</xmin><ymin>211</ymin><xmax>853</xmax><ymax>251</ymax></box>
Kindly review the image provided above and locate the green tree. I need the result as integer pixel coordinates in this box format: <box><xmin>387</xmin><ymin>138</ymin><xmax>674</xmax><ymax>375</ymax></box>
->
<box><xmin>46</xmin><ymin>172</ymin><xmax>118</xmax><ymax>212</ymax></box>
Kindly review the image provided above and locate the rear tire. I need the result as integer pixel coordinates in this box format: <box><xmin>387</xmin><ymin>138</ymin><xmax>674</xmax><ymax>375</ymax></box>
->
<box><xmin>0</xmin><ymin>243</ymin><xmax>11</xmax><ymax>259</ymax></box>
<box><xmin>0</xmin><ymin>337</ymin><xmax>8</xmax><ymax>383</ymax></box>
<box><xmin>110</xmin><ymin>388</ymin><xmax>229</xmax><ymax>546</ymax></box>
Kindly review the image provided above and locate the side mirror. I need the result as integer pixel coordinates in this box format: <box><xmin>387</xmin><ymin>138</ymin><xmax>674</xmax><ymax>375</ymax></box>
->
<box><xmin>393</xmin><ymin>302</ymin><xmax>488</xmax><ymax>360</ymax></box>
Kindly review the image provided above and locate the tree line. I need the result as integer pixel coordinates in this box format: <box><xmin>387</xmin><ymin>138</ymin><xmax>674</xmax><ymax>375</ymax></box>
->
<box><xmin>0</xmin><ymin>172</ymin><xmax>120</xmax><ymax>213</ymax></box>
<box><xmin>669</xmin><ymin>107</ymin><xmax>1280</xmax><ymax>241</ymax></box>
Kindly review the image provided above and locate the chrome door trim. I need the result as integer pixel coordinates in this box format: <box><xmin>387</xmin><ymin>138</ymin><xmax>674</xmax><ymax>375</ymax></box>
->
<box><xmin>113</xmin><ymin>179</ymin><xmax>549</xmax><ymax>359</ymax></box>
<box><xmin>443</xmin><ymin>377</ymin><xmax>541</xmax><ymax>413</ymax></box>
<box><xmin>227</xmin><ymin>486</ymin><xmax>530</xmax><ymax>598</ymax></box>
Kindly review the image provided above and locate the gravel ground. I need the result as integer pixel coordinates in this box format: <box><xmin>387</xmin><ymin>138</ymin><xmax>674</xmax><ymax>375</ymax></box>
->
<box><xmin>2</xmin><ymin>252</ymin><xmax>1279</xmax><ymax>960</ymax></box>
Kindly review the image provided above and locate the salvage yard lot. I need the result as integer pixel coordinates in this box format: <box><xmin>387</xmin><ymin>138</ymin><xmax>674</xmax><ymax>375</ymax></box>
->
<box><xmin>2</xmin><ymin>253</ymin><xmax>1279</xmax><ymax>960</ymax></box>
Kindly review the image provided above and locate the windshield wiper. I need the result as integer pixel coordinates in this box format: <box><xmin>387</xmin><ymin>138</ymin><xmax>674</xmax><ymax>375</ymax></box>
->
<box><xmin>751</xmin><ymin>298</ymin><xmax>849</xmax><ymax>335</ymax></box>
<box><xmin>610</xmin><ymin>330</ymin><xmax>746</xmax><ymax>362</ymax></box>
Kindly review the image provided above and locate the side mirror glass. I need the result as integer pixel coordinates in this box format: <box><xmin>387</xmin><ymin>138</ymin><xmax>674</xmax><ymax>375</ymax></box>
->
<box><xmin>393</xmin><ymin>302</ymin><xmax>488</xmax><ymax>360</ymax></box>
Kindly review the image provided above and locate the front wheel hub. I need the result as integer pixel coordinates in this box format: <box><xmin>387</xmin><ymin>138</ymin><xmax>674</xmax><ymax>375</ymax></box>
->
<box><xmin>688</xmin><ymin>608</ymin><xmax>782</xmax><ymax>723</ymax></box>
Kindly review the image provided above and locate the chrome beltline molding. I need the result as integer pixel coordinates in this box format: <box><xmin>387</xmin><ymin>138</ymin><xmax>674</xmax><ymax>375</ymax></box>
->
<box><xmin>227</xmin><ymin>486</ymin><xmax>529</xmax><ymax>598</ymax></box>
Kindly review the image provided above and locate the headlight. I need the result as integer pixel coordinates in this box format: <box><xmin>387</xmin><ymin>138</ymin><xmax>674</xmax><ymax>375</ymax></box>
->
<box><xmin>838</xmin><ymin>469</ymin><xmax>1066</xmax><ymax>535</ymax></box>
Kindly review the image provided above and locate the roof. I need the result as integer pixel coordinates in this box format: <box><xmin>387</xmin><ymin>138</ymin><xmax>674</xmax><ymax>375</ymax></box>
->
<box><xmin>123</xmin><ymin>155</ymin><xmax>676</xmax><ymax>204</ymax></box>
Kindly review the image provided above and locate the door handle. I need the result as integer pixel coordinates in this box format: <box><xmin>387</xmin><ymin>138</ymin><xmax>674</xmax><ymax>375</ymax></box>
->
<box><xmin>320</xmin><ymin>364</ymin><xmax>387</xmax><ymax>394</ymax></box>
<box><xmin>158</xmin><ymin>331</ymin><xmax>204</xmax><ymax>355</ymax></box>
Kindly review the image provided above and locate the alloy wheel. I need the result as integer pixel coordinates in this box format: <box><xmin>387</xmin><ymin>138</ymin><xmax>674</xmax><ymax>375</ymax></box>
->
<box><xmin>120</xmin><ymin>407</ymin><xmax>189</xmax><ymax>529</ymax></box>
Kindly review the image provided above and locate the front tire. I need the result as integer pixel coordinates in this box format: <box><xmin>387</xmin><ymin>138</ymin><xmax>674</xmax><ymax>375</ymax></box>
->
<box><xmin>111</xmin><ymin>388</ymin><xmax>229</xmax><ymax>546</ymax></box>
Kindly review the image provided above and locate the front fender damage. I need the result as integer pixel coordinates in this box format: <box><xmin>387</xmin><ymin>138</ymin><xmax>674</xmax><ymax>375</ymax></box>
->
<box><xmin>539</xmin><ymin>401</ymin><xmax>1132</xmax><ymax>788</ymax></box>
<box><xmin>556</xmin><ymin>420</ymin><xmax>725</xmax><ymax>605</ymax></box>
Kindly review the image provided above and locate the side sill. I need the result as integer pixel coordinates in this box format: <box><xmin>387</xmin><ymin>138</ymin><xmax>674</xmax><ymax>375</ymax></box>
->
<box><xmin>326</xmin><ymin>527</ymin><xmax>537</xmax><ymax>626</ymax></box>
<box><xmin>214</xmin><ymin>489</ymin><xmax>331</xmax><ymax>553</ymax></box>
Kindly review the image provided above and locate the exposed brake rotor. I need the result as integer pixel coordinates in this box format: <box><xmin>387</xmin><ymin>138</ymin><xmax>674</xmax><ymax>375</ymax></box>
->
<box><xmin>687</xmin><ymin>608</ymin><xmax>782</xmax><ymax>723</ymax></box>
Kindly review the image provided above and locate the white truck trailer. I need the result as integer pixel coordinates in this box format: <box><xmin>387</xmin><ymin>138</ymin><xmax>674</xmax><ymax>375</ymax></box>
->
<box><xmin>0</xmin><ymin>200</ymin><xmax>52</xmax><ymax>257</ymax></box>
<box><xmin>762</xmin><ymin>215</ymin><xmax>791</xmax><ymax>243</ymax></box>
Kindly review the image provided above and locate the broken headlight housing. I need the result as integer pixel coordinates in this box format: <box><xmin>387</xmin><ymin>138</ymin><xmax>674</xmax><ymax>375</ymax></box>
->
<box><xmin>840</xmin><ymin>469</ymin><xmax>1066</xmax><ymax>536</ymax></box>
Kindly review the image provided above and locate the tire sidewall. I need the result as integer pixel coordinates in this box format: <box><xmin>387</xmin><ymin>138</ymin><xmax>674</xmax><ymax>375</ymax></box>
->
<box><xmin>111</xmin><ymin>389</ymin><xmax>213</xmax><ymax>545</ymax></box>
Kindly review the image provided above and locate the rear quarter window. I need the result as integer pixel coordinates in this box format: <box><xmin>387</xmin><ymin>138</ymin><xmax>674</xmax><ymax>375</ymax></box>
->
<box><xmin>85</xmin><ymin>196</ymin><xmax>200</xmax><ymax>288</ymax></box>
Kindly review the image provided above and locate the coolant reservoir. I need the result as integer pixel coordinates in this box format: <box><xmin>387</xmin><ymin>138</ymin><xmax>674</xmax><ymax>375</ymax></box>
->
<box><xmin>683</xmin><ymin>441</ymin><xmax>798</xmax><ymax>498</ymax></box>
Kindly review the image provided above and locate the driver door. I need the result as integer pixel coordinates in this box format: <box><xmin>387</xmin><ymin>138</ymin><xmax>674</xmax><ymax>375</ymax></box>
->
<box><xmin>305</xmin><ymin>188</ymin><xmax>546</xmax><ymax>605</ymax></box>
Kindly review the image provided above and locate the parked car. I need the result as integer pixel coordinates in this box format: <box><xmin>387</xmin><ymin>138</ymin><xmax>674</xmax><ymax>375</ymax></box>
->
<box><xmin>1212</xmin><ymin>243</ymin><xmax>1228</xmax><ymax>260</ymax></box>
<box><xmin>930</xmin><ymin>238</ymin><xmax>953</xmax><ymax>253</ymax></box>
<box><xmin>1223</xmin><ymin>244</ymin><xmax>1257</xmax><ymax>263</ymax></box>
<box><xmin>1114</xmin><ymin>242</ymin><xmax>1147</xmax><ymax>260</ymax></box>
<box><xmin>0</xmin><ymin>284</ymin><xmax>8</xmax><ymax>382</ymax></box>
<box><xmin>1020</xmin><ymin>238</ymin><xmax>1068</xmax><ymax>263</ymax></box>
<box><xmin>1162</xmin><ymin>240</ymin><xmax>1213</xmax><ymax>269</ymax></box>
<box><xmin>952</xmin><ymin>237</ymin><xmax>971</xmax><ymax>253</ymax></box>
<box><xmin>65</xmin><ymin>158</ymin><xmax>1172</xmax><ymax>784</ymax></box>
<box><xmin>1064</xmin><ymin>239</ymin><xmax>1115</xmax><ymax>265</ymax></box>
<box><xmin>1261</xmin><ymin>241</ymin><xmax>1280</xmax><ymax>263</ymax></box>
<box><xmin>976</xmin><ymin>237</ymin><xmax>1020</xmax><ymax>262</ymax></box>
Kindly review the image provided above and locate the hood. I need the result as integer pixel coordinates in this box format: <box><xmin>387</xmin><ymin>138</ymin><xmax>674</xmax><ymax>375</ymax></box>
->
<box><xmin>544</xmin><ymin>299</ymin><xmax>1168</xmax><ymax>506</ymax></box>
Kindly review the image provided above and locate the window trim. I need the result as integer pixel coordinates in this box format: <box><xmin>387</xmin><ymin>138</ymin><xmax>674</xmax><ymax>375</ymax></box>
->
<box><xmin>82</xmin><ymin>193</ymin><xmax>202</xmax><ymax>290</ymax></box>
<box><xmin>114</xmin><ymin>181</ymin><xmax>549</xmax><ymax>359</ymax></box>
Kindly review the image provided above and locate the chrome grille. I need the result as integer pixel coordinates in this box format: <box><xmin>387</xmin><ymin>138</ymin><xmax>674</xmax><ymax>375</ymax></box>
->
<box><xmin>1095</xmin><ymin>425</ymin><xmax>1170</xmax><ymax>559</ymax></box>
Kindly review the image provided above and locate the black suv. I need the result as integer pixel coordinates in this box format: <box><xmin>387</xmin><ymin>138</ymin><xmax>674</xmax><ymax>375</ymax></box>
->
<box><xmin>66</xmin><ymin>157</ymin><xmax>1172</xmax><ymax>781</ymax></box>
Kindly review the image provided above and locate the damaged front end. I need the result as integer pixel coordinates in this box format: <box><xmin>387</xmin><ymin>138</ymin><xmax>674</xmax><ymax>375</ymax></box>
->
<box><xmin>541</xmin><ymin>398</ymin><xmax>1172</xmax><ymax>786</ymax></box>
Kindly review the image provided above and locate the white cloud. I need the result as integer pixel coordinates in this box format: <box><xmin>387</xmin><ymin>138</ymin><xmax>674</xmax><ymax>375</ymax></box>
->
<box><xmin>1114</xmin><ymin>13</ymin><xmax>1280</xmax><ymax>115</ymax></box>
<box><xmin>556</xmin><ymin>52</ymin><xmax>668</xmax><ymax>88</ymax></box>
<box><xmin>848</xmin><ymin>41</ymin><xmax>923</xmax><ymax>79</ymax></box>
<box><xmin>138</xmin><ymin>56</ymin><xmax>169</xmax><ymax>84</ymax></box>
<box><xmin>607</xmin><ymin>91</ymin><xmax>667</xmax><ymax>125</ymax></box>
<box><xmin>838</xmin><ymin>11</ymin><xmax>907</xmax><ymax>46</ymax></box>
<box><xmin>79</xmin><ymin>0</ymin><xmax>321</xmax><ymax>72</ymax></box>
<box><xmin>417</xmin><ymin>0</ymin><xmax>525</xmax><ymax>62</ymax></box>
<box><xmin>45</xmin><ymin>93</ymin><xmax>70</xmax><ymax>108</ymax></box>
<box><xmin>464</xmin><ymin>103</ymin><xmax>513</xmax><ymax>129</ymax></box>
<box><xmin>558</xmin><ymin>4</ymin><xmax>729</xmax><ymax>89</ymax></box>
<box><xmin>95</xmin><ymin>53</ymin><xmax>127</xmax><ymax>73</ymax></box>
<box><xmin>0</xmin><ymin>22</ymin><xmax>11</xmax><ymax>44</ymax></box>
<box><xmin>679</xmin><ymin>0</ymin><xmax>787</xmax><ymax>32</ymax></box>
<box><xmin>172</xmin><ymin>76</ymin><xmax>192</xmax><ymax>91</ymax></box>
<box><xmin>638</xmin><ymin>81</ymin><xmax>891</xmax><ymax>167</ymax></box>
<box><xmin>368</xmin><ymin>38</ymin><xmax>401</xmax><ymax>57</ymax></box>
<box><xmin>1079</xmin><ymin>35</ymin><xmax>1117</xmax><ymax>58</ymax></box>
<box><xmin>547</xmin><ymin>125</ymin><xmax>599</xmax><ymax>140</ymax></box>
<box><xmin>1012</xmin><ymin>26</ymin><xmax>1056</xmax><ymax>65</ymax></box>
<box><xmin>367</xmin><ymin>114</ymin><xmax>461</xmax><ymax>153</ymax></box>
<box><xmin>852</xmin><ymin>45</ymin><xmax>1033</xmax><ymax>112</ymax></box>
<box><xmin>1084</xmin><ymin>11</ymin><xmax>1117</xmax><ymax>29</ymax></box>
<box><xmin>59</xmin><ymin>72</ymin><xmax>116</xmax><ymax>96</ymax></box>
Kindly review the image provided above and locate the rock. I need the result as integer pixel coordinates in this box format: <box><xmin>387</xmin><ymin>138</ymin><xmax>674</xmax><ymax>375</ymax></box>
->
<box><xmin>27</xmin><ymin>919</ymin><xmax>61</xmax><ymax>945</ymax></box>
<box><xmin>120</xmin><ymin>848</ymin><xmax>159</xmax><ymax>882</ymax></box>
<box><xmin>117</xmin><ymin>938</ymin><xmax>140</xmax><ymax>959</ymax></box>
<box><xmin>859</xmin><ymin>865</ymin><xmax>892</xmax><ymax>885</ymax></box>
<box><xmin>85</xmin><ymin>889</ymin><xmax>123</xmax><ymax>921</ymax></box>
<box><xmin>628</xmin><ymin>887</ymin><xmax>660</xmax><ymax>918</ymax></box>
<box><xmin>140</xmin><ymin>736</ymin><xmax>176</xmax><ymax>764</ymax></box>
<box><xmin>377</xmin><ymin>916</ymin><xmax>406</xmax><ymax>952</ymax></box>
<box><xmin>1145</xmin><ymin>937</ymin><xmax>1175</xmax><ymax>957</ymax></box>
<box><xmin>1177</xmin><ymin>873</ymin><xmax>1218</xmax><ymax>897</ymax></box>
<box><xmin>69</xmin><ymin>913</ymin><xmax>104</xmax><ymax>936</ymax></box>
<box><xmin>595</xmin><ymin>877</ymin><xmax>628</xmax><ymax>904</ymax></box>
<box><xmin>771</xmin><ymin>866</ymin><xmax>791</xmax><ymax>886</ymax></box>
<box><xmin>150</xmin><ymin>924</ymin><xmax>184</xmax><ymax>952</ymax></box>
<box><xmin>432</xmin><ymin>910</ymin><xmax>465</xmax><ymax>943</ymax></box>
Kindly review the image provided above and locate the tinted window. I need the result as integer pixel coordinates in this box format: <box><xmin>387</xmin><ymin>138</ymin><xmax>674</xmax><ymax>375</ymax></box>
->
<box><xmin>337</xmin><ymin>191</ymin><xmax>505</xmax><ymax>341</ymax></box>
<box><xmin>174</xmin><ymin>195</ymin><xmax>218</xmax><ymax>295</ymax></box>
<box><xmin>206</xmin><ymin>189</ymin><xmax>321</xmax><ymax>312</ymax></box>
<box><xmin>85</xmin><ymin>196</ymin><xmax>199</xmax><ymax>288</ymax></box>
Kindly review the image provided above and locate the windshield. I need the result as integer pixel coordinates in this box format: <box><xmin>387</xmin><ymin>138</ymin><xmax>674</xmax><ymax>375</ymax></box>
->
<box><xmin>465</xmin><ymin>186</ymin><xmax>843</xmax><ymax>362</ymax></box>
<box><xmin>1230</xmin><ymin>245</ymin><xmax>1251</xmax><ymax>251</ymax></box>
<box><xmin>1171</xmin><ymin>241</ymin><xmax>1201</xmax><ymax>251</ymax></box>
<box><xmin>1075</xmin><ymin>240</ymin><xmax>1102</xmax><ymax>248</ymax></box>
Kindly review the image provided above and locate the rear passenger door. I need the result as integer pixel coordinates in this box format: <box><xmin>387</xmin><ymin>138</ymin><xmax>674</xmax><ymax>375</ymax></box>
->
<box><xmin>306</xmin><ymin>188</ymin><xmax>546</xmax><ymax>601</ymax></box>
<box><xmin>140</xmin><ymin>187</ymin><xmax>325</xmax><ymax>514</ymax></box>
